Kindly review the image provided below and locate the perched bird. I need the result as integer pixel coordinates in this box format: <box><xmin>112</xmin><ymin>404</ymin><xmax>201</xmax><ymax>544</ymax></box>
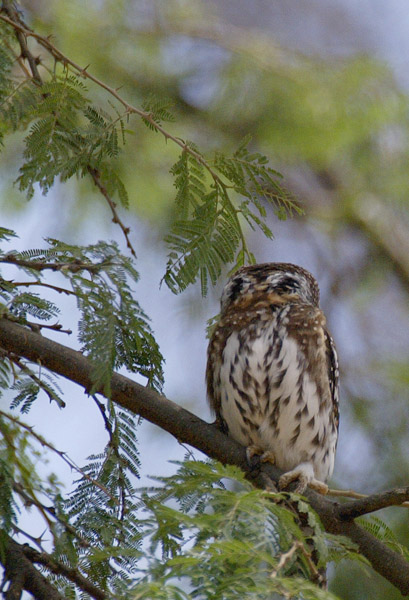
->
<box><xmin>206</xmin><ymin>263</ymin><xmax>339</xmax><ymax>493</ymax></box>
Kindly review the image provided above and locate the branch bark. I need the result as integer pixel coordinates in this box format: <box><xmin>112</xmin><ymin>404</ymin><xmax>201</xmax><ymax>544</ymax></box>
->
<box><xmin>338</xmin><ymin>487</ymin><xmax>409</xmax><ymax>520</ymax></box>
<box><xmin>4</xmin><ymin>533</ymin><xmax>67</xmax><ymax>600</ymax></box>
<box><xmin>22</xmin><ymin>546</ymin><xmax>107</xmax><ymax>600</ymax></box>
<box><xmin>0</xmin><ymin>318</ymin><xmax>409</xmax><ymax>595</ymax></box>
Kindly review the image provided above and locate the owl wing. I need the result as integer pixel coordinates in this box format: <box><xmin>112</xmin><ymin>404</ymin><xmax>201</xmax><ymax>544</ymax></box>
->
<box><xmin>325</xmin><ymin>329</ymin><xmax>340</xmax><ymax>435</ymax></box>
<box><xmin>206</xmin><ymin>322</ymin><xmax>228</xmax><ymax>431</ymax></box>
<box><xmin>283</xmin><ymin>302</ymin><xmax>340</xmax><ymax>441</ymax></box>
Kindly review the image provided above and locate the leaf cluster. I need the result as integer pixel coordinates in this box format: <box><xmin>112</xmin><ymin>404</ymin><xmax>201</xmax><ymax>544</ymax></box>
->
<box><xmin>165</xmin><ymin>138</ymin><xmax>302</xmax><ymax>295</ymax></box>
<box><xmin>56</xmin><ymin>399</ymin><xmax>144</xmax><ymax>592</ymax></box>
<box><xmin>129</xmin><ymin>460</ymin><xmax>353</xmax><ymax>599</ymax></box>
<box><xmin>0</xmin><ymin>32</ymin><xmax>129</xmax><ymax>206</ymax></box>
<box><xmin>0</xmin><ymin>413</ymin><xmax>44</xmax><ymax>543</ymax></box>
<box><xmin>0</xmin><ymin>20</ymin><xmax>302</xmax><ymax>298</ymax></box>
<box><xmin>0</xmin><ymin>230</ymin><xmax>164</xmax><ymax>410</ymax></box>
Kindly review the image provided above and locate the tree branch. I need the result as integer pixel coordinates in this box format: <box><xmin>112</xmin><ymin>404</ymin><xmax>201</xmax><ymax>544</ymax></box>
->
<box><xmin>87</xmin><ymin>166</ymin><xmax>136</xmax><ymax>258</ymax></box>
<box><xmin>1</xmin><ymin>0</ymin><xmax>42</xmax><ymax>85</ymax></box>
<box><xmin>338</xmin><ymin>487</ymin><xmax>409</xmax><ymax>520</ymax></box>
<box><xmin>0</xmin><ymin>318</ymin><xmax>408</xmax><ymax>595</ymax></box>
<box><xmin>0</xmin><ymin>6</ymin><xmax>137</xmax><ymax>259</ymax></box>
<box><xmin>0</xmin><ymin>254</ymin><xmax>103</xmax><ymax>273</ymax></box>
<box><xmin>23</xmin><ymin>546</ymin><xmax>107</xmax><ymax>600</ymax></box>
<box><xmin>3</xmin><ymin>533</ymin><xmax>68</xmax><ymax>600</ymax></box>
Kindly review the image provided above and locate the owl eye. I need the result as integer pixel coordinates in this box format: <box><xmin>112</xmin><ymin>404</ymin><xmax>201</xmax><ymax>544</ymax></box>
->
<box><xmin>274</xmin><ymin>275</ymin><xmax>300</xmax><ymax>293</ymax></box>
<box><xmin>227</xmin><ymin>277</ymin><xmax>245</xmax><ymax>303</ymax></box>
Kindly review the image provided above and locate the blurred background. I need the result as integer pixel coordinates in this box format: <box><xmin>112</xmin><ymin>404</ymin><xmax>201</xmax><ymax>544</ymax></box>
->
<box><xmin>1</xmin><ymin>1</ymin><xmax>409</xmax><ymax>598</ymax></box>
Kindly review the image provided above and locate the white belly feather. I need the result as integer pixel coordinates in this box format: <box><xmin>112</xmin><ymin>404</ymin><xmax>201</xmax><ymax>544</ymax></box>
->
<box><xmin>218</xmin><ymin>326</ymin><xmax>336</xmax><ymax>483</ymax></box>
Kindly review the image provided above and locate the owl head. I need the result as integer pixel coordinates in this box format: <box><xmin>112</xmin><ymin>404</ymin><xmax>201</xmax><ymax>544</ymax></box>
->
<box><xmin>220</xmin><ymin>263</ymin><xmax>320</xmax><ymax>313</ymax></box>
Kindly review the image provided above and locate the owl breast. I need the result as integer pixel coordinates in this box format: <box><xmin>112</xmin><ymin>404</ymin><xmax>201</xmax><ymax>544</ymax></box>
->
<box><xmin>208</xmin><ymin>301</ymin><xmax>338</xmax><ymax>485</ymax></box>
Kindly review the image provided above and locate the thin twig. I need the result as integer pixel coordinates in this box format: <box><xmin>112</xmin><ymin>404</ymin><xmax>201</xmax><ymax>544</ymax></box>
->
<box><xmin>337</xmin><ymin>487</ymin><xmax>409</xmax><ymax>520</ymax></box>
<box><xmin>12</xmin><ymin>523</ymin><xmax>47</xmax><ymax>552</ymax></box>
<box><xmin>25</xmin><ymin>321</ymin><xmax>72</xmax><ymax>335</ymax></box>
<box><xmin>0</xmin><ymin>254</ymin><xmax>103</xmax><ymax>273</ymax></box>
<box><xmin>271</xmin><ymin>540</ymin><xmax>301</xmax><ymax>577</ymax></box>
<box><xmin>87</xmin><ymin>166</ymin><xmax>136</xmax><ymax>258</ymax></box>
<box><xmin>0</xmin><ymin>11</ymin><xmax>252</xmax><ymax>261</ymax></box>
<box><xmin>12</xmin><ymin>481</ymin><xmax>91</xmax><ymax>548</ymax></box>
<box><xmin>328</xmin><ymin>488</ymin><xmax>367</xmax><ymax>500</ymax></box>
<box><xmin>2</xmin><ymin>1</ymin><xmax>42</xmax><ymax>84</ymax></box>
<box><xmin>328</xmin><ymin>487</ymin><xmax>409</xmax><ymax>510</ymax></box>
<box><xmin>0</xmin><ymin>409</ymin><xmax>118</xmax><ymax>505</ymax></box>
<box><xmin>9</xmin><ymin>280</ymin><xmax>76</xmax><ymax>296</ymax></box>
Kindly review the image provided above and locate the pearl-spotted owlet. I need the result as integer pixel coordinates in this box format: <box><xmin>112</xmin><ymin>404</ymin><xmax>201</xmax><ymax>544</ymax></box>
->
<box><xmin>206</xmin><ymin>263</ymin><xmax>339</xmax><ymax>493</ymax></box>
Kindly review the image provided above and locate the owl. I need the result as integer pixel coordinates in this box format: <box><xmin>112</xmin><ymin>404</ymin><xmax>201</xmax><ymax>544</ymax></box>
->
<box><xmin>206</xmin><ymin>263</ymin><xmax>339</xmax><ymax>493</ymax></box>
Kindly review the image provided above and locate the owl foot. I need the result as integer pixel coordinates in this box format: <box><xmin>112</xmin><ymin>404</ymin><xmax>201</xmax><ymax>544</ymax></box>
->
<box><xmin>246</xmin><ymin>445</ymin><xmax>275</xmax><ymax>468</ymax></box>
<box><xmin>278</xmin><ymin>462</ymin><xmax>328</xmax><ymax>495</ymax></box>
<box><xmin>260</xmin><ymin>472</ymin><xmax>278</xmax><ymax>493</ymax></box>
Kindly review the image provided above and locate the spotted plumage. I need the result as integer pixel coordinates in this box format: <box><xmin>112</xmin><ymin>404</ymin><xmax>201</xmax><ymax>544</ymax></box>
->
<box><xmin>206</xmin><ymin>263</ymin><xmax>339</xmax><ymax>492</ymax></box>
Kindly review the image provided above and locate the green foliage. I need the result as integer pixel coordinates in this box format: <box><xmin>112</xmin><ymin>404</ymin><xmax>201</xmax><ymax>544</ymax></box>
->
<box><xmin>214</xmin><ymin>134</ymin><xmax>302</xmax><ymax>223</ymax></box>
<box><xmin>59</xmin><ymin>399</ymin><xmax>143</xmax><ymax>590</ymax></box>
<box><xmin>164</xmin><ymin>138</ymin><xmax>301</xmax><ymax>295</ymax></box>
<box><xmin>8</xmin><ymin>291</ymin><xmax>60</xmax><ymax>321</ymax></box>
<box><xmin>0</xmin><ymin>414</ymin><xmax>45</xmax><ymax>539</ymax></box>
<box><xmin>0</xmin><ymin>20</ymin><xmax>297</xmax><ymax>297</ymax></box>
<box><xmin>0</xmin><ymin>233</ymin><xmax>164</xmax><ymax>399</ymax></box>
<box><xmin>0</xmin><ymin>23</ymin><xmax>15</xmax><ymax>143</ymax></box>
<box><xmin>129</xmin><ymin>461</ymin><xmax>344</xmax><ymax>599</ymax></box>
<box><xmin>358</xmin><ymin>515</ymin><xmax>409</xmax><ymax>561</ymax></box>
<box><xmin>0</xmin><ymin>457</ymin><xmax>16</xmax><ymax>536</ymax></box>
<box><xmin>10</xmin><ymin>369</ymin><xmax>65</xmax><ymax>412</ymax></box>
<box><xmin>142</xmin><ymin>94</ymin><xmax>176</xmax><ymax>130</ymax></box>
<box><xmin>0</xmin><ymin>55</ymin><xmax>129</xmax><ymax>205</ymax></box>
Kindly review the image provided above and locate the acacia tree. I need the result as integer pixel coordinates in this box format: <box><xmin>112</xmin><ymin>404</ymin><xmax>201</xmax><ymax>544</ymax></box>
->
<box><xmin>0</xmin><ymin>2</ymin><xmax>409</xmax><ymax>599</ymax></box>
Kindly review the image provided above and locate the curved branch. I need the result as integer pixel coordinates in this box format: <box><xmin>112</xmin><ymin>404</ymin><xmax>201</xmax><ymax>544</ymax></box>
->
<box><xmin>4</xmin><ymin>533</ymin><xmax>67</xmax><ymax>600</ymax></box>
<box><xmin>0</xmin><ymin>318</ymin><xmax>409</xmax><ymax>595</ymax></box>
<box><xmin>23</xmin><ymin>546</ymin><xmax>106</xmax><ymax>600</ymax></box>
<box><xmin>338</xmin><ymin>487</ymin><xmax>409</xmax><ymax>520</ymax></box>
<box><xmin>87</xmin><ymin>166</ymin><xmax>136</xmax><ymax>258</ymax></box>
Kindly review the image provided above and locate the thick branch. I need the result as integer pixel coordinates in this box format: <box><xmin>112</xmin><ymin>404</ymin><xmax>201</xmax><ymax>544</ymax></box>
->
<box><xmin>0</xmin><ymin>318</ymin><xmax>409</xmax><ymax>595</ymax></box>
<box><xmin>23</xmin><ymin>546</ymin><xmax>106</xmax><ymax>600</ymax></box>
<box><xmin>4</xmin><ymin>533</ymin><xmax>67</xmax><ymax>600</ymax></box>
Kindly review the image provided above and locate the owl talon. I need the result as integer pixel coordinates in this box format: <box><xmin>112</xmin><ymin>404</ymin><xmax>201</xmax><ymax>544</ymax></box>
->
<box><xmin>309</xmin><ymin>479</ymin><xmax>328</xmax><ymax>494</ymax></box>
<box><xmin>279</xmin><ymin>472</ymin><xmax>308</xmax><ymax>494</ymax></box>
<box><xmin>246</xmin><ymin>445</ymin><xmax>275</xmax><ymax>469</ymax></box>
<box><xmin>260</xmin><ymin>451</ymin><xmax>276</xmax><ymax>465</ymax></box>
<box><xmin>278</xmin><ymin>462</ymin><xmax>327</xmax><ymax>494</ymax></box>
